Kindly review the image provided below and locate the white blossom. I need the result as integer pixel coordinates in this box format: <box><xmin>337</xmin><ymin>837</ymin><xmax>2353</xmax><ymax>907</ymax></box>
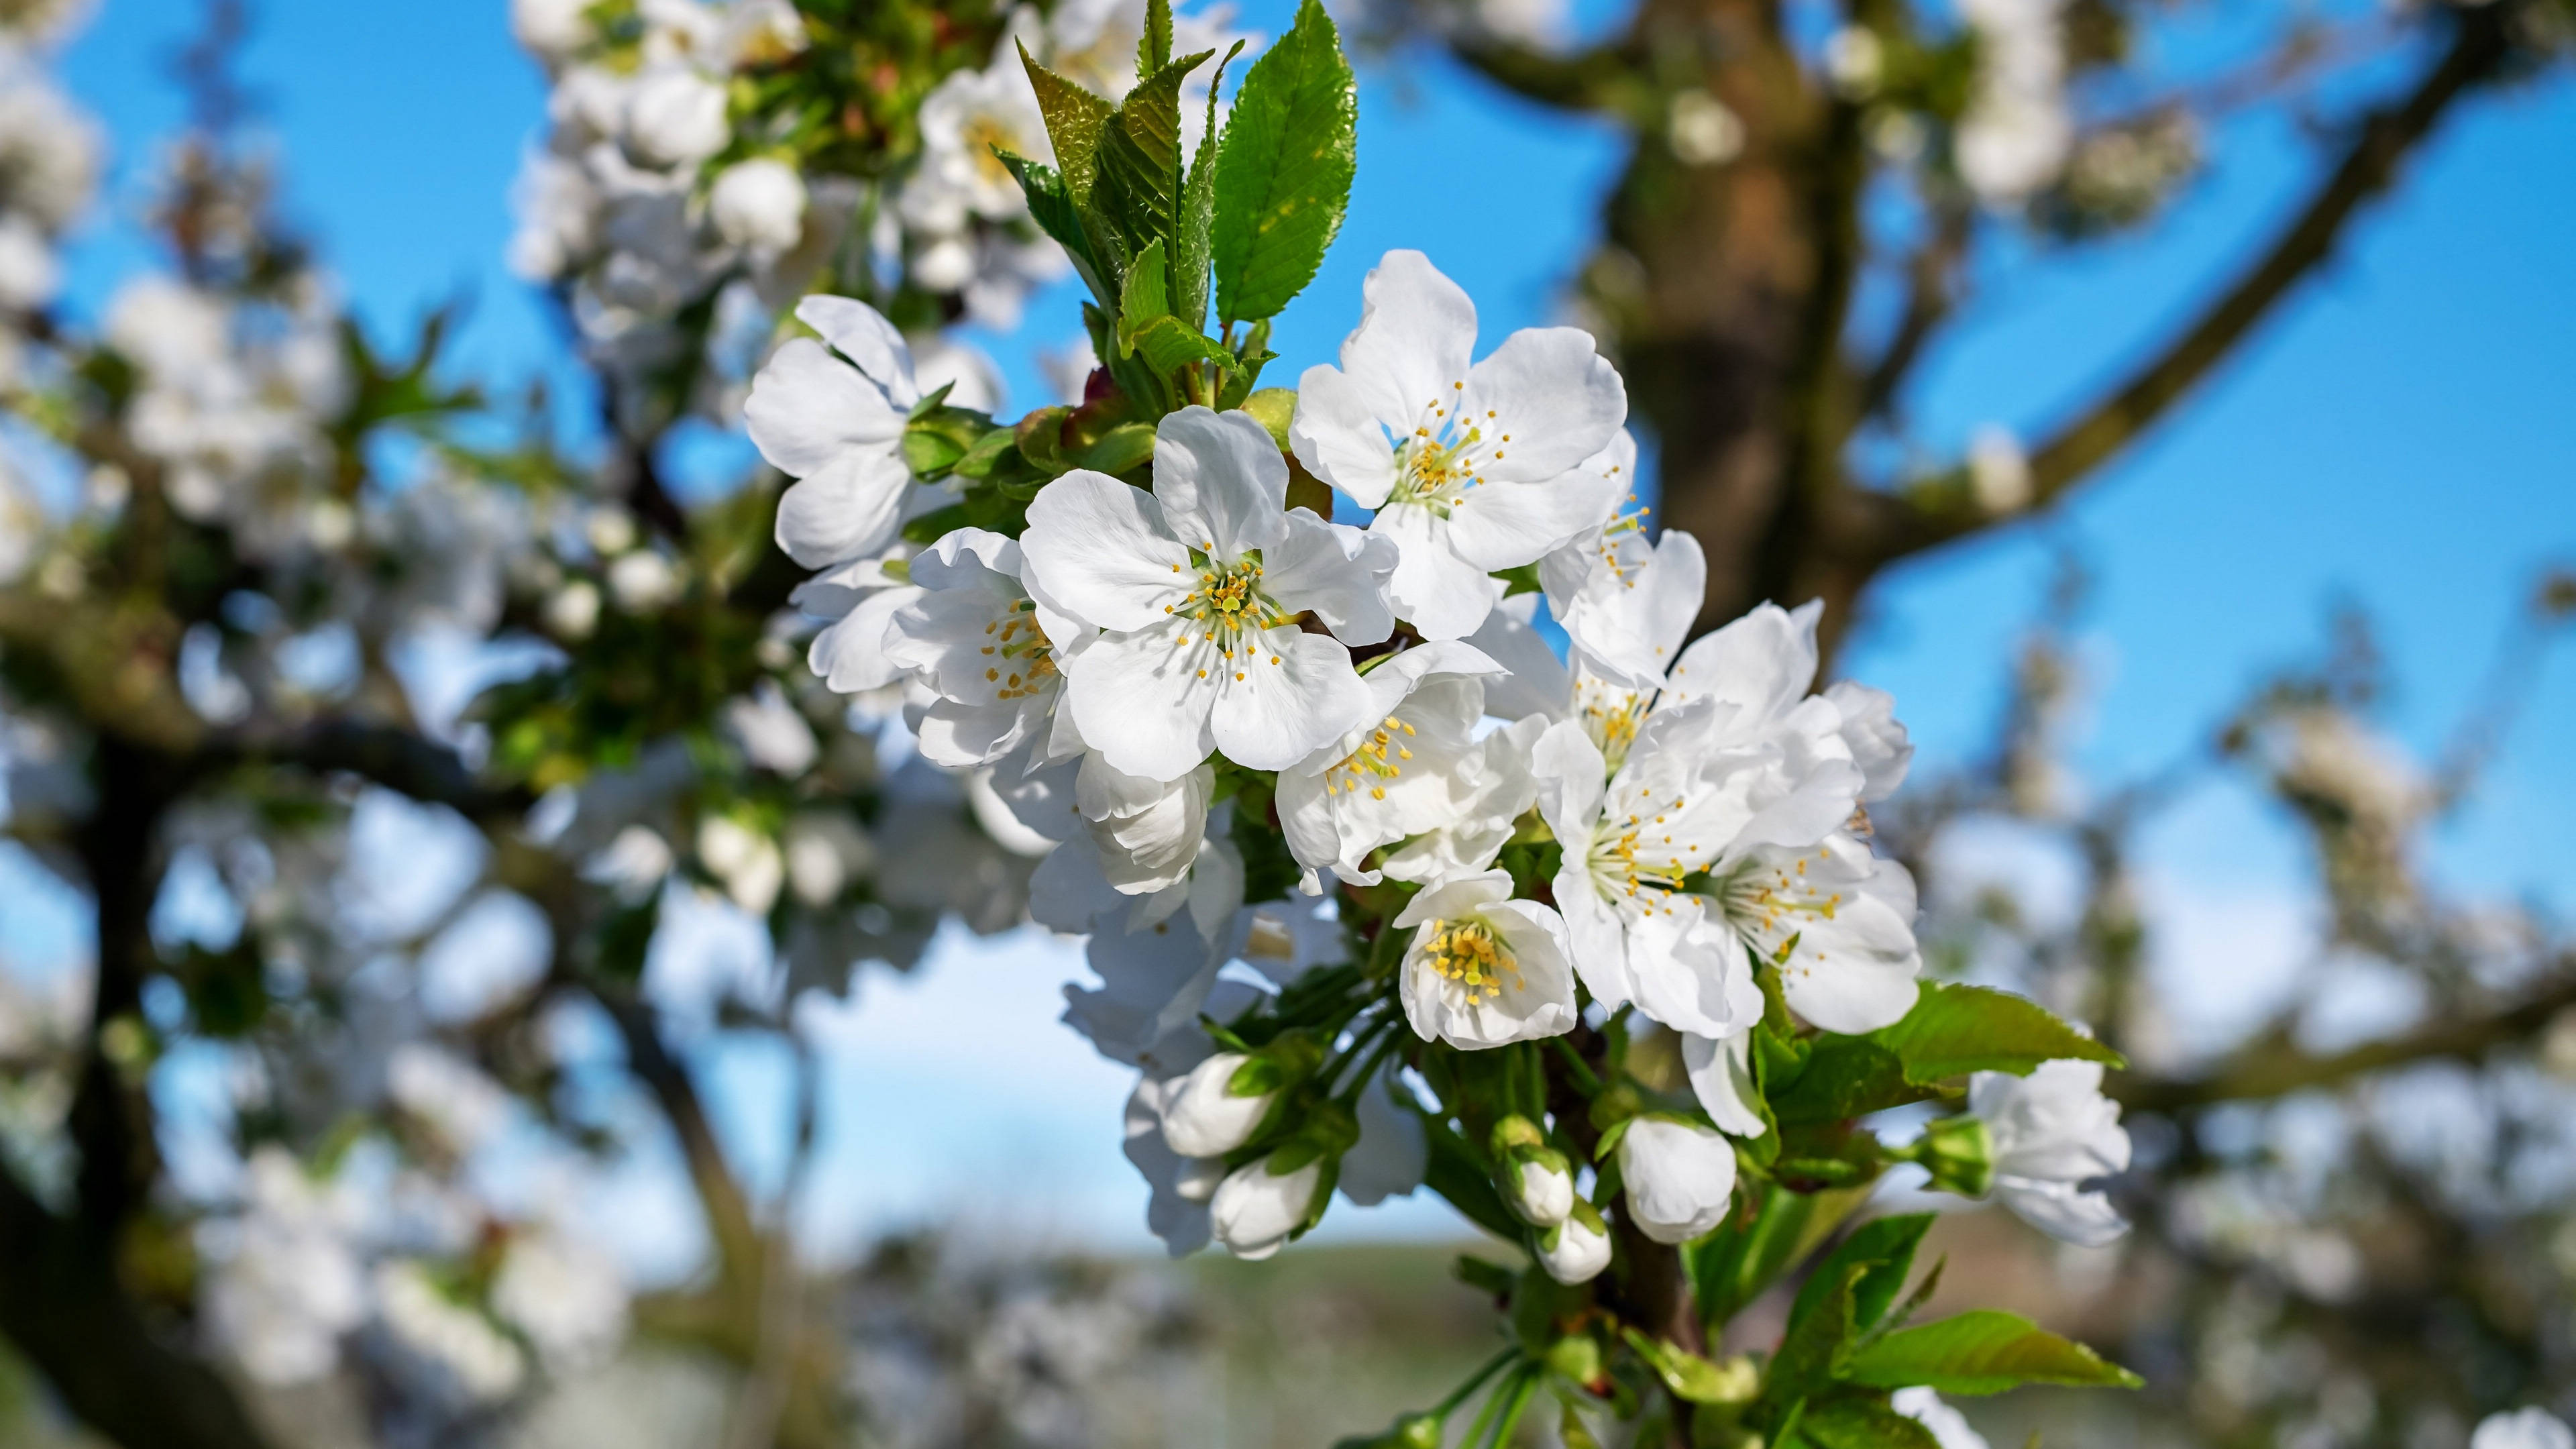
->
<box><xmin>1970</xmin><ymin>1059</ymin><xmax>2132</xmax><ymax>1246</ymax></box>
<box><xmin>1619</xmin><ymin>1116</ymin><xmax>1737</xmax><ymax>1244</ymax></box>
<box><xmin>1275</xmin><ymin>639</ymin><xmax>1502</xmax><ymax>888</ymax></box>
<box><xmin>2474</xmin><ymin>1411</ymin><xmax>2576</xmax><ymax>1449</ymax></box>
<box><xmin>623</xmin><ymin>62</ymin><xmax>730</xmax><ymax>168</ymax></box>
<box><xmin>1956</xmin><ymin>0</ymin><xmax>2071</xmax><ymax>204</ymax></box>
<box><xmin>709</xmin><ymin>156</ymin><xmax>808</xmax><ymax>252</ymax></box>
<box><xmin>1291</xmin><ymin>250</ymin><xmax>1627</xmax><ymax>639</ymax></box>
<box><xmin>885</xmin><ymin>527</ymin><xmax>1083</xmax><ymax>771</ymax></box>
<box><xmin>491</xmin><ymin>1230</ymin><xmax>630</xmax><ymax>1371</ymax></box>
<box><xmin>1395</xmin><ymin>870</ymin><xmax>1579</xmax><ymax>1049</ymax></box>
<box><xmin>745</xmin><ymin>294</ymin><xmax>923</xmax><ymax>569</ymax></box>
<box><xmin>1021</xmin><ymin>406</ymin><xmax>1397</xmax><ymax>781</ymax></box>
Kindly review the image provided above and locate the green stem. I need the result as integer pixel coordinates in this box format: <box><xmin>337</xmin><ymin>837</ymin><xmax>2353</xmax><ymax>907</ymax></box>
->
<box><xmin>1331</xmin><ymin>1014</ymin><xmax>1405</xmax><ymax>1104</ymax></box>
<box><xmin>1433</xmin><ymin>1348</ymin><xmax>1521</xmax><ymax>1419</ymax></box>
<box><xmin>1460</xmin><ymin>1366</ymin><xmax>1527</xmax><ymax>1448</ymax></box>
<box><xmin>1548</xmin><ymin>1035</ymin><xmax>1603</xmax><ymax>1095</ymax></box>
<box><xmin>1483</xmin><ymin>1368</ymin><xmax>1544</xmax><ymax>1448</ymax></box>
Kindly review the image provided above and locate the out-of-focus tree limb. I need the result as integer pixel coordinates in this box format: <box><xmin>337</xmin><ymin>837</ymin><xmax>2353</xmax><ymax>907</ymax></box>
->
<box><xmin>2114</xmin><ymin>963</ymin><xmax>2576</xmax><ymax>1114</ymax></box>
<box><xmin>1874</xmin><ymin>6</ymin><xmax>2512</xmax><ymax>565</ymax></box>
<box><xmin>1446</xmin><ymin>37</ymin><xmax>1635</xmax><ymax>115</ymax></box>
<box><xmin>1857</xmin><ymin>201</ymin><xmax>1972</xmax><ymax>422</ymax></box>
<box><xmin>0</xmin><ymin>1169</ymin><xmax>278</xmax><ymax>1449</ymax></box>
<box><xmin>592</xmin><ymin>989</ymin><xmax>766</xmax><ymax>1299</ymax></box>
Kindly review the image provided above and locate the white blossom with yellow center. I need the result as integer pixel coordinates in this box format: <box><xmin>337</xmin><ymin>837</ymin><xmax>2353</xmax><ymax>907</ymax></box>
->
<box><xmin>885</xmin><ymin>525</ymin><xmax>1086</xmax><ymax>771</ymax></box>
<box><xmin>1021</xmin><ymin>407</ymin><xmax>1398</xmax><ymax>782</ymax></box>
<box><xmin>1276</xmin><ymin>640</ymin><xmax>1501</xmax><ymax>889</ymax></box>
<box><xmin>1394</xmin><ymin>870</ymin><xmax>1578</xmax><ymax>1049</ymax></box>
<box><xmin>906</xmin><ymin>64</ymin><xmax>1052</xmax><ymax>227</ymax></box>
<box><xmin>1291</xmin><ymin>250</ymin><xmax>1630</xmax><ymax>640</ymax></box>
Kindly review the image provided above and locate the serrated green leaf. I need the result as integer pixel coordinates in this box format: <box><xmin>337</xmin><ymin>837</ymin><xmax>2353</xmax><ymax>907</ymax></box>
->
<box><xmin>1019</xmin><ymin>48</ymin><xmax>1114</xmax><ymax>200</ymax></box>
<box><xmin>1173</xmin><ymin>41</ymin><xmax>1243</xmax><ymax>332</ymax></box>
<box><xmin>1211</xmin><ymin>0</ymin><xmax>1355</xmax><ymax>327</ymax></box>
<box><xmin>1839</xmin><ymin>1311</ymin><xmax>2143</xmax><ymax>1395</ymax></box>
<box><xmin>998</xmin><ymin>152</ymin><xmax>1113</xmax><ymax>307</ymax></box>
<box><xmin>1788</xmin><ymin>1215</ymin><xmax>1935</xmax><ymax>1342</ymax></box>
<box><xmin>1130</xmin><ymin>315</ymin><xmax>1238</xmax><ymax>380</ymax></box>
<box><xmin>1794</xmin><ymin>1395</ymin><xmax>1944</xmax><ymax>1449</ymax></box>
<box><xmin>1769</xmin><ymin>1036</ymin><xmax>1939</xmax><ymax>1126</ymax></box>
<box><xmin>1869</xmin><ymin>983</ymin><xmax>2126</xmax><ymax>1085</ymax></box>
<box><xmin>1140</xmin><ymin>0</ymin><xmax>1173</xmax><ymax>74</ymax></box>
<box><xmin>1097</xmin><ymin>51</ymin><xmax>1211</xmax><ymax>257</ymax></box>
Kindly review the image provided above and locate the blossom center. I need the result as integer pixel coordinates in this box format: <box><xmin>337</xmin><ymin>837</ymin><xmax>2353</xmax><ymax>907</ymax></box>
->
<box><xmin>1421</xmin><ymin>917</ymin><xmax>1521</xmax><ymax>1004</ymax></box>
<box><xmin>1586</xmin><ymin>796</ymin><xmax>1700</xmax><ymax>918</ymax></box>
<box><xmin>1171</xmin><ymin>556</ymin><xmax>1290</xmax><ymax>672</ymax></box>
<box><xmin>980</xmin><ymin>598</ymin><xmax>1057</xmax><ymax>700</ymax></box>
<box><xmin>1719</xmin><ymin>849</ymin><xmax>1845</xmax><ymax>971</ymax></box>
<box><xmin>1387</xmin><ymin>386</ymin><xmax>1520</xmax><ymax>512</ymax></box>
<box><xmin>961</xmin><ymin>116</ymin><xmax>1020</xmax><ymax>188</ymax></box>
<box><xmin>1323</xmin><ymin>715</ymin><xmax>1416</xmax><ymax>801</ymax></box>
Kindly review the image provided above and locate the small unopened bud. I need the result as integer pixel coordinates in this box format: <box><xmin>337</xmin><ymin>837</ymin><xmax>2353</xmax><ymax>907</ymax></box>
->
<box><xmin>1161</xmin><ymin>1053</ymin><xmax>1273</xmax><ymax>1157</ymax></box>
<box><xmin>1538</xmin><ymin>1201</ymin><xmax>1613</xmax><ymax>1285</ymax></box>
<box><xmin>1504</xmin><ymin>1150</ymin><xmax>1576</xmax><ymax>1228</ymax></box>
<box><xmin>1917</xmin><ymin>1114</ymin><xmax>1995</xmax><ymax>1198</ymax></box>
<box><xmin>1210</xmin><ymin>1152</ymin><xmax>1327</xmax><ymax>1261</ymax></box>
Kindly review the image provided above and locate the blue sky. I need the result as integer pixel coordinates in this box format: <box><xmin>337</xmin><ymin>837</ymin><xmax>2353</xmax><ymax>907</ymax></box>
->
<box><xmin>30</xmin><ymin>0</ymin><xmax>2576</xmax><ymax>1256</ymax></box>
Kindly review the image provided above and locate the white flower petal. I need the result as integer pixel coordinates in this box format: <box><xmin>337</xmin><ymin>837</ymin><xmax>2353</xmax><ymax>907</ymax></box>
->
<box><xmin>1263</xmin><ymin>508</ymin><xmax>1397</xmax><ymax>646</ymax></box>
<box><xmin>1152</xmin><ymin>406</ymin><xmax>1289</xmax><ymax>561</ymax></box>
<box><xmin>773</xmin><ymin>447</ymin><xmax>913</xmax><ymax>568</ymax></box>
<box><xmin>793</xmin><ymin>294</ymin><xmax>919</xmax><ymax>407</ymax></box>
<box><xmin>744</xmin><ymin>338</ymin><xmax>905</xmax><ymax>475</ymax></box>
<box><xmin>1021</xmin><ymin>470</ymin><xmax>1193</xmax><ymax>632</ymax></box>
<box><xmin>1209</xmin><ymin>626</ymin><xmax>1371</xmax><ymax>771</ymax></box>
<box><xmin>1063</xmin><ymin>615</ymin><xmax>1219</xmax><ymax>781</ymax></box>
<box><xmin>1457</xmin><ymin>325</ymin><xmax>1626</xmax><ymax>483</ymax></box>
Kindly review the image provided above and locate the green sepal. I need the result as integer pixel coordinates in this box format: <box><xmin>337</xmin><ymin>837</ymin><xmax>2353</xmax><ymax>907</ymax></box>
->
<box><xmin>1620</xmin><ymin>1330</ymin><xmax>1758</xmax><ymax>1405</ymax></box>
<box><xmin>1790</xmin><ymin>1395</ymin><xmax>1944</xmax><ymax>1449</ymax></box>
<box><xmin>1423</xmin><ymin>1116</ymin><xmax>1523</xmax><ymax>1241</ymax></box>
<box><xmin>1078</xmin><ymin>421</ymin><xmax>1159</xmax><ymax>476</ymax></box>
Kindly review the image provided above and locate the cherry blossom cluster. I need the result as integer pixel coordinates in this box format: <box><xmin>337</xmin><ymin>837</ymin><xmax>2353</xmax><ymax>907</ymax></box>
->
<box><xmin>751</xmin><ymin>247</ymin><xmax>2136</xmax><ymax>1295</ymax></box>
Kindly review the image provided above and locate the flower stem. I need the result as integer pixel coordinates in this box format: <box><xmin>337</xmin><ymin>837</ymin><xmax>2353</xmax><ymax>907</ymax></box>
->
<box><xmin>1484</xmin><ymin>1368</ymin><xmax>1543</xmax><ymax>1448</ymax></box>
<box><xmin>1432</xmin><ymin>1347</ymin><xmax>1521</xmax><ymax>1418</ymax></box>
<box><xmin>1548</xmin><ymin>1035</ymin><xmax>1603</xmax><ymax>1095</ymax></box>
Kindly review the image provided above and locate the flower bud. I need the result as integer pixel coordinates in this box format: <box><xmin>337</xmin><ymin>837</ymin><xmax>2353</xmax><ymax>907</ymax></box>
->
<box><xmin>1538</xmin><ymin>1201</ymin><xmax>1613</xmax><ymax>1284</ymax></box>
<box><xmin>1210</xmin><ymin>1153</ymin><xmax>1326</xmax><ymax>1261</ymax></box>
<box><xmin>1504</xmin><ymin>1150</ymin><xmax>1575</xmax><ymax>1228</ymax></box>
<box><xmin>709</xmin><ymin>158</ymin><xmax>806</xmax><ymax>254</ymax></box>
<box><xmin>1160</xmin><ymin>1034</ymin><xmax>1324</xmax><ymax>1158</ymax></box>
<box><xmin>1161</xmin><ymin>1053</ymin><xmax>1271</xmax><ymax>1158</ymax></box>
<box><xmin>1916</xmin><ymin>1113</ymin><xmax>1995</xmax><ymax>1199</ymax></box>
<box><xmin>624</xmin><ymin>66</ymin><xmax>728</xmax><ymax>168</ymax></box>
<box><xmin>1619</xmin><ymin>1117</ymin><xmax>1737</xmax><ymax>1245</ymax></box>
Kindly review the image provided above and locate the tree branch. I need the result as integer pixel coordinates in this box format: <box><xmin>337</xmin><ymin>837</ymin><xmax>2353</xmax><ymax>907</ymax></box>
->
<box><xmin>1871</xmin><ymin>7</ymin><xmax>2512</xmax><ymax>564</ymax></box>
<box><xmin>593</xmin><ymin>989</ymin><xmax>765</xmax><ymax>1297</ymax></box>
<box><xmin>2113</xmin><ymin>963</ymin><xmax>2576</xmax><ymax>1115</ymax></box>
<box><xmin>1446</xmin><ymin>37</ymin><xmax>1634</xmax><ymax>115</ymax></box>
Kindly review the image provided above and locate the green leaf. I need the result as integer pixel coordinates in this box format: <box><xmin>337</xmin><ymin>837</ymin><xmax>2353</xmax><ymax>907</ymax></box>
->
<box><xmin>1868</xmin><ymin>983</ymin><xmax>2126</xmax><ymax>1084</ymax></box>
<box><xmin>1019</xmin><ymin>47</ymin><xmax>1114</xmax><ymax>200</ymax></box>
<box><xmin>1768</xmin><ymin>1036</ymin><xmax>1939</xmax><ymax>1126</ymax></box>
<box><xmin>1793</xmin><ymin>1395</ymin><xmax>1943</xmax><ymax>1449</ymax></box>
<box><xmin>1130</xmin><ymin>315</ymin><xmax>1239</xmax><ymax>381</ymax></box>
<box><xmin>1097</xmin><ymin>50</ymin><xmax>1211</xmax><ymax>257</ymax></box>
<box><xmin>998</xmin><ymin>152</ymin><xmax>1113</xmax><ymax>307</ymax></box>
<box><xmin>1173</xmin><ymin>41</ymin><xmax>1244</xmax><ymax>333</ymax></box>
<box><xmin>1839</xmin><ymin>1311</ymin><xmax>2143</xmax><ymax>1395</ymax></box>
<box><xmin>1689</xmin><ymin>1182</ymin><xmax>1869</xmax><ymax>1331</ymax></box>
<box><xmin>1210</xmin><ymin>0</ymin><xmax>1356</xmax><ymax>327</ymax></box>
<box><xmin>1788</xmin><ymin>1215</ymin><xmax>1935</xmax><ymax>1342</ymax></box>
<box><xmin>1140</xmin><ymin>0</ymin><xmax>1173</xmax><ymax>75</ymax></box>
<box><xmin>1118</xmin><ymin>237</ymin><xmax>1174</xmax><ymax>352</ymax></box>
